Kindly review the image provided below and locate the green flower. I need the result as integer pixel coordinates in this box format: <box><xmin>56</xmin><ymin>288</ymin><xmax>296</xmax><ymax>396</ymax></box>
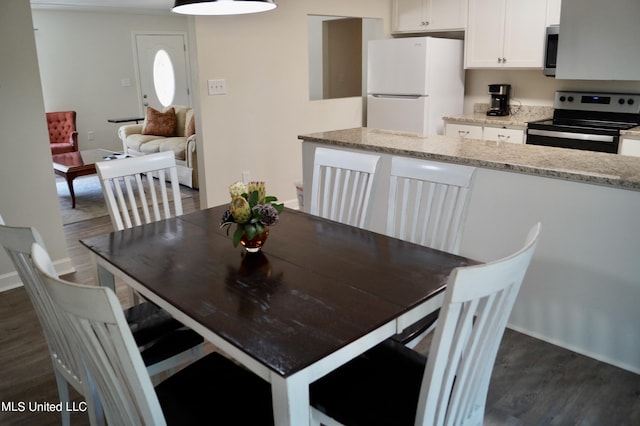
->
<box><xmin>230</xmin><ymin>196</ymin><xmax>251</xmax><ymax>224</ymax></box>
<box><xmin>247</xmin><ymin>181</ymin><xmax>266</xmax><ymax>203</ymax></box>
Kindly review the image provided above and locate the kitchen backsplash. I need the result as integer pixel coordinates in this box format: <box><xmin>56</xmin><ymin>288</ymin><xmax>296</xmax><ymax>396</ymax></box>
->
<box><xmin>473</xmin><ymin>103</ymin><xmax>554</xmax><ymax>118</ymax></box>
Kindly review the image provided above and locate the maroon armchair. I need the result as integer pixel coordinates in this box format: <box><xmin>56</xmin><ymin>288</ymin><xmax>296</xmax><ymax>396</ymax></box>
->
<box><xmin>46</xmin><ymin>111</ymin><xmax>78</xmax><ymax>155</ymax></box>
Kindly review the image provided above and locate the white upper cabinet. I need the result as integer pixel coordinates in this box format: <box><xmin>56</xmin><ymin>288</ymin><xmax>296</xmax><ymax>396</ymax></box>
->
<box><xmin>546</xmin><ymin>0</ymin><xmax>562</xmax><ymax>25</ymax></box>
<box><xmin>556</xmin><ymin>0</ymin><xmax>640</xmax><ymax>80</ymax></box>
<box><xmin>392</xmin><ymin>0</ymin><xmax>466</xmax><ymax>33</ymax></box>
<box><xmin>465</xmin><ymin>0</ymin><xmax>547</xmax><ymax>69</ymax></box>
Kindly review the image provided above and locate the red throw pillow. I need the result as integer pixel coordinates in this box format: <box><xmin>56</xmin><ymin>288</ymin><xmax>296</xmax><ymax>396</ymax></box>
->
<box><xmin>142</xmin><ymin>107</ymin><xmax>177</xmax><ymax>137</ymax></box>
<box><xmin>186</xmin><ymin>115</ymin><xmax>196</xmax><ymax>137</ymax></box>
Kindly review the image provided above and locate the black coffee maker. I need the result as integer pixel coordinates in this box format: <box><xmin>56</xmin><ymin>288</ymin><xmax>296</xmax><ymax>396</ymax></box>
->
<box><xmin>487</xmin><ymin>84</ymin><xmax>511</xmax><ymax>116</ymax></box>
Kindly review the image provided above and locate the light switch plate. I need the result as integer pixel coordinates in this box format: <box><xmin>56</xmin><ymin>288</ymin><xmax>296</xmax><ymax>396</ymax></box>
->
<box><xmin>207</xmin><ymin>79</ymin><xmax>227</xmax><ymax>95</ymax></box>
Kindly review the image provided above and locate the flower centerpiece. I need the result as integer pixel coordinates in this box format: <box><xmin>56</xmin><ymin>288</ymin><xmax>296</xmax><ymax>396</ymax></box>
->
<box><xmin>220</xmin><ymin>181</ymin><xmax>284</xmax><ymax>252</ymax></box>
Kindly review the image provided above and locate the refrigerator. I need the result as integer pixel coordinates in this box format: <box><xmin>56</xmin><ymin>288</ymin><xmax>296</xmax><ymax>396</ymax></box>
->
<box><xmin>367</xmin><ymin>37</ymin><xmax>465</xmax><ymax>136</ymax></box>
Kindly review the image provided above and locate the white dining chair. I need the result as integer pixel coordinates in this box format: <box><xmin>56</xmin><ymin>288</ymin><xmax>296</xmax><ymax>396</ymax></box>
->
<box><xmin>96</xmin><ymin>150</ymin><xmax>187</xmax><ymax>308</ymax></box>
<box><xmin>387</xmin><ymin>156</ymin><xmax>476</xmax><ymax>348</ymax></box>
<box><xmin>0</xmin><ymin>216</ymin><xmax>203</xmax><ymax>424</ymax></box>
<box><xmin>31</xmin><ymin>242</ymin><xmax>275</xmax><ymax>426</ymax></box>
<box><xmin>95</xmin><ymin>150</ymin><xmax>183</xmax><ymax>231</ymax></box>
<box><xmin>310</xmin><ymin>223</ymin><xmax>541</xmax><ymax>426</ymax></box>
<box><xmin>0</xmin><ymin>216</ymin><xmax>102</xmax><ymax>426</ymax></box>
<box><xmin>387</xmin><ymin>156</ymin><xmax>476</xmax><ymax>253</ymax></box>
<box><xmin>96</xmin><ymin>152</ymin><xmax>205</xmax><ymax>375</ymax></box>
<box><xmin>310</xmin><ymin>147</ymin><xmax>381</xmax><ymax>228</ymax></box>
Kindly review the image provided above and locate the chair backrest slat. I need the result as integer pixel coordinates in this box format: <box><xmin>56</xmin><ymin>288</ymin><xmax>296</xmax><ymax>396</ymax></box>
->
<box><xmin>310</xmin><ymin>147</ymin><xmax>380</xmax><ymax>228</ymax></box>
<box><xmin>96</xmin><ymin>151</ymin><xmax>183</xmax><ymax>231</ymax></box>
<box><xmin>387</xmin><ymin>157</ymin><xmax>476</xmax><ymax>253</ymax></box>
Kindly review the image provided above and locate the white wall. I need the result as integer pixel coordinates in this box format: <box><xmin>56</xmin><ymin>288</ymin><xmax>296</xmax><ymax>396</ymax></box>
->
<box><xmin>193</xmin><ymin>0</ymin><xmax>391</xmax><ymax>208</ymax></box>
<box><xmin>31</xmin><ymin>10</ymin><xmax>189</xmax><ymax>152</ymax></box>
<box><xmin>463</xmin><ymin>168</ymin><xmax>640</xmax><ymax>374</ymax></box>
<box><xmin>464</xmin><ymin>69</ymin><xmax>640</xmax><ymax>112</ymax></box>
<box><xmin>0</xmin><ymin>0</ymin><xmax>72</xmax><ymax>290</ymax></box>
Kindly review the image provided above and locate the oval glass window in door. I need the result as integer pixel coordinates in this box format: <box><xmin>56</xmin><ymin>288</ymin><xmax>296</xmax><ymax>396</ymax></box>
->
<box><xmin>153</xmin><ymin>49</ymin><xmax>176</xmax><ymax>107</ymax></box>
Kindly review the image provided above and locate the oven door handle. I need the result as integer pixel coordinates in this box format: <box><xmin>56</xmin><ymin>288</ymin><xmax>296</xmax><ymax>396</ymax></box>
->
<box><xmin>527</xmin><ymin>129</ymin><xmax>616</xmax><ymax>143</ymax></box>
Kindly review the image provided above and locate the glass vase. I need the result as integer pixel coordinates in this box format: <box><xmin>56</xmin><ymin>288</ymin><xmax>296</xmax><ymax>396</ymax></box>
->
<box><xmin>239</xmin><ymin>227</ymin><xmax>269</xmax><ymax>253</ymax></box>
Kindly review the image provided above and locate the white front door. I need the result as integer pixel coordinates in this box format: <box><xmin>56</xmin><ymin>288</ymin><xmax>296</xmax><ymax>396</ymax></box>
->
<box><xmin>134</xmin><ymin>33</ymin><xmax>191</xmax><ymax>111</ymax></box>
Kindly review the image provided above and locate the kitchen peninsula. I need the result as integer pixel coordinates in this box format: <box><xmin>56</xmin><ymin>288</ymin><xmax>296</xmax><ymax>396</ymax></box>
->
<box><xmin>299</xmin><ymin>128</ymin><xmax>640</xmax><ymax>374</ymax></box>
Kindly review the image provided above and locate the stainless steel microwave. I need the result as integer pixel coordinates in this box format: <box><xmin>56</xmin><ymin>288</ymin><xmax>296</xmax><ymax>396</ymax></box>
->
<box><xmin>544</xmin><ymin>25</ymin><xmax>559</xmax><ymax>77</ymax></box>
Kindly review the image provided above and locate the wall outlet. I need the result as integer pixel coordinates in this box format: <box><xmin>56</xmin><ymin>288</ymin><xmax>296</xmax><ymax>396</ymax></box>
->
<box><xmin>87</xmin><ymin>131</ymin><xmax>95</xmax><ymax>141</ymax></box>
<box><xmin>207</xmin><ymin>79</ymin><xmax>227</xmax><ymax>95</ymax></box>
<box><xmin>242</xmin><ymin>171</ymin><xmax>251</xmax><ymax>185</ymax></box>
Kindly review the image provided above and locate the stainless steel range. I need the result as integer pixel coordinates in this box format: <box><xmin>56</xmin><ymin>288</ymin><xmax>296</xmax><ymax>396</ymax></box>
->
<box><xmin>526</xmin><ymin>91</ymin><xmax>640</xmax><ymax>153</ymax></box>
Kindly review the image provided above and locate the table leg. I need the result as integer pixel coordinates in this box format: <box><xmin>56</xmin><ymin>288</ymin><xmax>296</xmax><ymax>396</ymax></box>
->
<box><xmin>270</xmin><ymin>373</ymin><xmax>309</xmax><ymax>425</ymax></box>
<box><xmin>96</xmin><ymin>263</ymin><xmax>116</xmax><ymax>292</ymax></box>
<box><xmin>65</xmin><ymin>175</ymin><xmax>77</xmax><ymax>208</ymax></box>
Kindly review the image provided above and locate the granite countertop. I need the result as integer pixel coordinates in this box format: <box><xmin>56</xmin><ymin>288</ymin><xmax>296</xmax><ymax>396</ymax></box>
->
<box><xmin>444</xmin><ymin>104</ymin><xmax>554</xmax><ymax>128</ymax></box>
<box><xmin>298</xmin><ymin>127</ymin><xmax>640</xmax><ymax>192</ymax></box>
<box><xmin>621</xmin><ymin>126</ymin><xmax>640</xmax><ymax>137</ymax></box>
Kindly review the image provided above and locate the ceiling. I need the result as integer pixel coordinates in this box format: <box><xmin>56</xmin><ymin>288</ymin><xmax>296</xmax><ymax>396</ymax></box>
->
<box><xmin>30</xmin><ymin>0</ymin><xmax>175</xmax><ymax>14</ymax></box>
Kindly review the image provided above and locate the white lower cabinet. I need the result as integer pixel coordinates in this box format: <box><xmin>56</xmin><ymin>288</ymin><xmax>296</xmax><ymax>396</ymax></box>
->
<box><xmin>445</xmin><ymin>123</ymin><xmax>483</xmax><ymax>140</ymax></box>
<box><xmin>483</xmin><ymin>126</ymin><xmax>524</xmax><ymax>144</ymax></box>
<box><xmin>445</xmin><ymin>122</ymin><xmax>525</xmax><ymax>144</ymax></box>
<box><xmin>620</xmin><ymin>137</ymin><xmax>640</xmax><ymax>157</ymax></box>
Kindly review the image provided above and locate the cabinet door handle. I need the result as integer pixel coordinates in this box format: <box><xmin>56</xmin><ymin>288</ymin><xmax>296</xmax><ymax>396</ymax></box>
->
<box><xmin>458</xmin><ymin>130</ymin><xmax>470</xmax><ymax>137</ymax></box>
<box><xmin>497</xmin><ymin>134</ymin><xmax>511</xmax><ymax>141</ymax></box>
<box><xmin>421</xmin><ymin>21</ymin><xmax>430</xmax><ymax>26</ymax></box>
<box><xmin>502</xmin><ymin>57</ymin><xmax>507</xmax><ymax>63</ymax></box>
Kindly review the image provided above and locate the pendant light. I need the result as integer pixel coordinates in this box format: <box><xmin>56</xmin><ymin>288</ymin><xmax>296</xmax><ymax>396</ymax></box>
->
<box><xmin>172</xmin><ymin>0</ymin><xmax>277</xmax><ymax>16</ymax></box>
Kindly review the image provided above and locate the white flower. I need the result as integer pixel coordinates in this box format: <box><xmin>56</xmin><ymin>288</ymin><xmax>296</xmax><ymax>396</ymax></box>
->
<box><xmin>229</xmin><ymin>181</ymin><xmax>247</xmax><ymax>197</ymax></box>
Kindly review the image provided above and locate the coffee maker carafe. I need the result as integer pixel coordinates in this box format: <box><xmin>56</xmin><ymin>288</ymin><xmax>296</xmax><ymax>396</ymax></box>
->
<box><xmin>487</xmin><ymin>84</ymin><xmax>511</xmax><ymax>116</ymax></box>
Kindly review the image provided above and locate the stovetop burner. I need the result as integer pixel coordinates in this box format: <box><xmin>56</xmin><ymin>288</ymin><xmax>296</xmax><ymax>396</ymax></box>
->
<box><xmin>526</xmin><ymin>91</ymin><xmax>640</xmax><ymax>154</ymax></box>
<box><xmin>551</xmin><ymin>91</ymin><xmax>640</xmax><ymax>128</ymax></box>
<box><xmin>530</xmin><ymin>118</ymin><xmax>638</xmax><ymax>132</ymax></box>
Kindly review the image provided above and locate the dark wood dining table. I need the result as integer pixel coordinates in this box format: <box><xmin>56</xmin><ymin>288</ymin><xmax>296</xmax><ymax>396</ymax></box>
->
<box><xmin>80</xmin><ymin>205</ymin><xmax>478</xmax><ymax>425</ymax></box>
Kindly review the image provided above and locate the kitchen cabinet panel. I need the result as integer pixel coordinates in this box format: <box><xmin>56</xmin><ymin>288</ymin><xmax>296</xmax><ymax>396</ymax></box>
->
<box><xmin>465</xmin><ymin>0</ymin><xmax>546</xmax><ymax>69</ymax></box>
<box><xmin>445</xmin><ymin>123</ymin><xmax>483</xmax><ymax>140</ymax></box>
<box><xmin>620</xmin><ymin>137</ymin><xmax>640</xmax><ymax>157</ymax></box>
<box><xmin>557</xmin><ymin>0</ymin><xmax>640</xmax><ymax>80</ymax></box>
<box><xmin>546</xmin><ymin>0</ymin><xmax>561</xmax><ymax>26</ymax></box>
<box><xmin>483</xmin><ymin>126</ymin><xmax>524</xmax><ymax>144</ymax></box>
<box><xmin>392</xmin><ymin>0</ymin><xmax>466</xmax><ymax>33</ymax></box>
<box><xmin>446</xmin><ymin>122</ymin><xmax>525</xmax><ymax>144</ymax></box>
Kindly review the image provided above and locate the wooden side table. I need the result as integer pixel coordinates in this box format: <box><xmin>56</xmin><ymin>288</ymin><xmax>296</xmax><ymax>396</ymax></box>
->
<box><xmin>52</xmin><ymin>149</ymin><xmax>118</xmax><ymax>208</ymax></box>
<box><xmin>107</xmin><ymin>117</ymin><xmax>145</xmax><ymax>124</ymax></box>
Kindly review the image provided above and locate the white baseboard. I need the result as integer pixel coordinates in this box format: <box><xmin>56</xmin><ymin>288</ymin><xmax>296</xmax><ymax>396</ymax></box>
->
<box><xmin>54</xmin><ymin>257</ymin><xmax>76</xmax><ymax>277</ymax></box>
<box><xmin>283</xmin><ymin>198</ymin><xmax>301</xmax><ymax>210</ymax></box>
<box><xmin>507</xmin><ymin>323</ymin><xmax>640</xmax><ymax>375</ymax></box>
<box><xmin>0</xmin><ymin>272</ymin><xmax>23</xmax><ymax>292</ymax></box>
<box><xmin>0</xmin><ymin>257</ymin><xmax>75</xmax><ymax>293</ymax></box>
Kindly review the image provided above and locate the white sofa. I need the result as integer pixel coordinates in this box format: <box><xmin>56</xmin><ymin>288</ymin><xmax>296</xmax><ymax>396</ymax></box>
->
<box><xmin>118</xmin><ymin>105</ymin><xmax>198</xmax><ymax>188</ymax></box>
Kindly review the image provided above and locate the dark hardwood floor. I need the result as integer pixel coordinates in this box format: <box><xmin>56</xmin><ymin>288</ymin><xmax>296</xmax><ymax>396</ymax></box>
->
<box><xmin>1</xmin><ymin>188</ymin><xmax>639</xmax><ymax>425</ymax></box>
